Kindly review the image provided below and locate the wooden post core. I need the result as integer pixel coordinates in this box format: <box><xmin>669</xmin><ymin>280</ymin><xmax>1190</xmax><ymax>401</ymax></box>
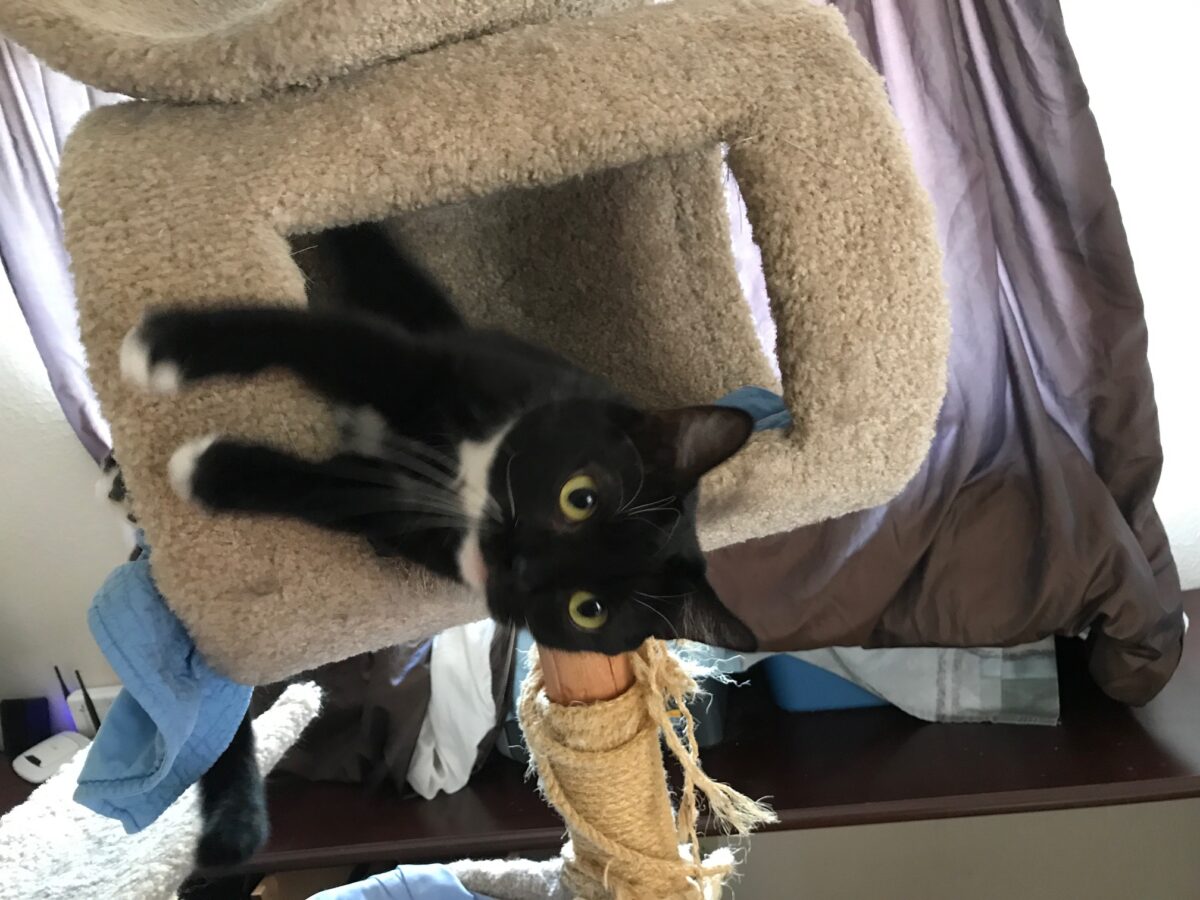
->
<box><xmin>539</xmin><ymin>648</ymin><xmax>635</xmax><ymax>705</ymax></box>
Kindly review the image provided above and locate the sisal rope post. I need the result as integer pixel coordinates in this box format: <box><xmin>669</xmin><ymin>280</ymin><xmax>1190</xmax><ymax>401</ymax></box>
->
<box><xmin>523</xmin><ymin>642</ymin><xmax>777</xmax><ymax>899</ymax></box>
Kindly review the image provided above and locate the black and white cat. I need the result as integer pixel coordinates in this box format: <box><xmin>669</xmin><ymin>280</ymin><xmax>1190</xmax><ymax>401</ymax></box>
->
<box><xmin>117</xmin><ymin>222</ymin><xmax>757</xmax><ymax>865</ymax></box>
<box><xmin>120</xmin><ymin>223</ymin><xmax>757</xmax><ymax>656</ymax></box>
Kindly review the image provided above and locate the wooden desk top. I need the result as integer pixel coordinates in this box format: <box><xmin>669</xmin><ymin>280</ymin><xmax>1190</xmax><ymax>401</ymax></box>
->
<box><xmin>3</xmin><ymin>595</ymin><xmax>1196</xmax><ymax>878</ymax></box>
<box><xmin>240</xmin><ymin>594</ymin><xmax>1200</xmax><ymax>875</ymax></box>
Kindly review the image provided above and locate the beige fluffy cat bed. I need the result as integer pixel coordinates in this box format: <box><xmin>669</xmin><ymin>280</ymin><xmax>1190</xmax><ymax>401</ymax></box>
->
<box><xmin>3</xmin><ymin>0</ymin><xmax>946</xmax><ymax>684</ymax></box>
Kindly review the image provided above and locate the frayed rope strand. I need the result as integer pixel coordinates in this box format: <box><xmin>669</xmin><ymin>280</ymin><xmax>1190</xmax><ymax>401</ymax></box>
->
<box><xmin>518</xmin><ymin>640</ymin><xmax>776</xmax><ymax>899</ymax></box>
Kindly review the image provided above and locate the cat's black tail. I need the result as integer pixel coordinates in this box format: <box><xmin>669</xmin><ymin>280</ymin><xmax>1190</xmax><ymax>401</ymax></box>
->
<box><xmin>195</xmin><ymin>712</ymin><xmax>268</xmax><ymax>868</ymax></box>
<box><xmin>324</xmin><ymin>222</ymin><xmax>465</xmax><ymax>334</ymax></box>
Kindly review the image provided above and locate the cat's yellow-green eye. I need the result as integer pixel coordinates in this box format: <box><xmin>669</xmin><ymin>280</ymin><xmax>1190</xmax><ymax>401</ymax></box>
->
<box><xmin>559</xmin><ymin>473</ymin><xmax>598</xmax><ymax>522</ymax></box>
<box><xmin>568</xmin><ymin>590</ymin><xmax>608</xmax><ymax>630</ymax></box>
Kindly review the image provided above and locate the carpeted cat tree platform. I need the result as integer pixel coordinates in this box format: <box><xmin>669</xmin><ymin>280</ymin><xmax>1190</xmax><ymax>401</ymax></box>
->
<box><xmin>4</xmin><ymin>1</ymin><xmax>947</xmax><ymax>896</ymax></box>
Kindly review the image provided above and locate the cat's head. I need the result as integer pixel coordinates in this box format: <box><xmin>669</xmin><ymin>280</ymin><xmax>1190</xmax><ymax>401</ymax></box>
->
<box><xmin>478</xmin><ymin>399</ymin><xmax>756</xmax><ymax>653</ymax></box>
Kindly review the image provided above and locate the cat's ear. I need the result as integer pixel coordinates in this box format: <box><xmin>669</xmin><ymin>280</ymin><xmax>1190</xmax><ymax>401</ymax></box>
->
<box><xmin>654</xmin><ymin>583</ymin><xmax>757</xmax><ymax>651</ymax></box>
<box><xmin>650</xmin><ymin>406</ymin><xmax>753</xmax><ymax>484</ymax></box>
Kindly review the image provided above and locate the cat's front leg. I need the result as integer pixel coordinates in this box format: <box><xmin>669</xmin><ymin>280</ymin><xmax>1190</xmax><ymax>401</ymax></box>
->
<box><xmin>168</xmin><ymin>435</ymin><xmax>389</xmax><ymax>529</ymax></box>
<box><xmin>168</xmin><ymin>435</ymin><xmax>465</xmax><ymax>575</ymax></box>
<box><xmin>119</xmin><ymin>306</ymin><xmax>437</xmax><ymax>409</ymax></box>
<box><xmin>195</xmin><ymin>711</ymin><xmax>266</xmax><ymax>867</ymax></box>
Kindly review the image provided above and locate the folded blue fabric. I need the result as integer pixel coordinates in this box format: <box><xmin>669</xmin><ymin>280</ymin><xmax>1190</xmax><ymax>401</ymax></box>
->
<box><xmin>714</xmin><ymin>385</ymin><xmax>792</xmax><ymax>431</ymax></box>
<box><xmin>74</xmin><ymin>535</ymin><xmax>252</xmax><ymax>832</ymax></box>
<box><xmin>310</xmin><ymin>864</ymin><xmax>494</xmax><ymax>900</ymax></box>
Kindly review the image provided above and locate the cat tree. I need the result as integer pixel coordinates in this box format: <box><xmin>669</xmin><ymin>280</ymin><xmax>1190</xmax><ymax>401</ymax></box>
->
<box><xmin>1</xmin><ymin>1</ymin><xmax>947</xmax><ymax>895</ymax></box>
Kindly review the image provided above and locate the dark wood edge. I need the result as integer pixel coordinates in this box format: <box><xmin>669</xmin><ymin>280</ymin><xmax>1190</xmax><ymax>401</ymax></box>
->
<box><xmin>765</xmin><ymin>776</ymin><xmax>1200</xmax><ymax>832</ymax></box>
<box><xmin>226</xmin><ymin>775</ymin><xmax>1200</xmax><ymax>878</ymax></box>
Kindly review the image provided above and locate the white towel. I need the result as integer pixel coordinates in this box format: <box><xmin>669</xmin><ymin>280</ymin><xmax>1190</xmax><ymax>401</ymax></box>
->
<box><xmin>407</xmin><ymin>619</ymin><xmax>498</xmax><ymax>799</ymax></box>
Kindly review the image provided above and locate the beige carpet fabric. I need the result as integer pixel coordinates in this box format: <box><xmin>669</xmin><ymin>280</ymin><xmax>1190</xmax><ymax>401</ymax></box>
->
<box><xmin>56</xmin><ymin>0</ymin><xmax>947</xmax><ymax>683</ymax></box>
<box><xmin>0</xmin><ymin>0</ymin><xmax>642</xmax><ymax>102</ymax></box>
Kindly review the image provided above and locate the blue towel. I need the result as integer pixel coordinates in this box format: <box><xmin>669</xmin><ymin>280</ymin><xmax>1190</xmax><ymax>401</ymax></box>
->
<box><xmin>714</xmin><ymin>385</ymin><xmax>792</xmax><ymax>431</ymax></box>
<box><xmin>310</xmin><ymin>864</ymin><xmax>494</xmax><ymax>900</ymax></box>
<box><xmin>74</xmin><ymin>535</ymin><xmax>252</xmax><ymax>832</ymax></box>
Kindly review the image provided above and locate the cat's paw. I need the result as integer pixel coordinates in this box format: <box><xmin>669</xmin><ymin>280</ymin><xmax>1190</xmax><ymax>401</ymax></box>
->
<box><xmin>168</xmin><ymin>435</ymin><xmax>218</xmax><ymax>501</ymax></box>
<box><xmin>119</xmin><ymin>316</ymin><xmax>184</xmax><ymax>394</ymax></box>
<box><xmin>95</xmin><ymin>454</ymin><xmax>138</xmax><ymax>524</ymax></box>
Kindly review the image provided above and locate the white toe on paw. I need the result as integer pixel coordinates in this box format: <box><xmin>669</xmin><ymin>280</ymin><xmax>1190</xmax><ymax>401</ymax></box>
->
<box><xmin>119</xmin><ymin>325</ymin><xmax>181</xmax><ymax>394</ymax></box>
<box><xmin>168</xmin><ymin>435</ymin><xmax>218</xmax><ymax>500</ymax></box>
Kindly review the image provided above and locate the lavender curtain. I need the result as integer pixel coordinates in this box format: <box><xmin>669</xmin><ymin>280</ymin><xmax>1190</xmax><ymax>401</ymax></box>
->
<box><xmin>712</xmin><ymin>0</ymin><xmax>1183</xmax><ymax>704</ymax></box>
<box><xmin>0</xmin><ymin>39</ymin><xmax>120</xmax><ymax>460</ymax></box>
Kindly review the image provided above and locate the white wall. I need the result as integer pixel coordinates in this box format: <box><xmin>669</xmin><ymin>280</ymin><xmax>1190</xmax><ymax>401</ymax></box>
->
<box><xmin>0</xmin><ymin>288</ymin><xmax>128</xmax><ymax>735</ymax></box>
<box><xmin>1062</xmin><ymin>1</ymin><xmax>1200</xmax><ymax>588</ymax></box>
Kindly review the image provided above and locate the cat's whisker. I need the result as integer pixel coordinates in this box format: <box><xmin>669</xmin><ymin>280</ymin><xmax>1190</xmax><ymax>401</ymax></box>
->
<box><xmin>309</xmin><ymin>501</ymin><xmax>478</xmax><ymax>529</ymax></box>
<box><xmin>318</xmin><ymin>463</ymin><xmax>478</xmax><ymax>522</ymax></box>
<box><xmin>626</xmin><ymin>499</ymin><xmax>673</xmax><ymax>512</ymax></box>
<box><xmin>626</xmin><ymin>507</ymin><xmax>682</xmax><ymax>542</ymax></box>
<box><xmin>626</xmin><ymin>506</ymin><xmax>677</xmax><ymax>522</ymax></box>
<box><xmin>633</xmin><ymin>597</ymin><xmax>680</xmax><ymax>641</ymax></box>
<box><xmin>479</xmin><ymin>493</ymin><xmax>503</xmax><ymax>522</ymax></box>
<box><xmin>657</xmin><ymin>511</ymin><xmax>683</xmax><ymax>548</ymax></box>
<box><xmin>626</xmin><ymin>507</ymin><xmax>676</xmax><ymax>521</ymax></box>
<box><xmin>623</xmin><ymin>496</ymin><xmax>675</xmax><ymax>516</ymax></box>
<box><xmin>323</xmin><ymin>480</ymin><xmax>473</xmax><ymax>519</ymax></box>
<box><xmin>386</xmin><ymin>476</ymin><xmax>470</xmax><ymax>509</ymax></box>
<box><xmin>318</xmin><ymin>461</ymin><xmax>414</xmax><ymax>490</ymax></box>
<box><xmin>374</xmin><ymin>435</ymin><xmax>499</xmax><ymax>521</ymax></box>
<box><xmin>326</xmin><ymin>515</ymin><xmax>467</xmax><ymax>530</ymax></box>
<box><xmin>314</xmin><ymin>498</ymin><xmax>472</xmax><ymax>522</ymax></box>
<box><xmin>626</xmin><ymin>515</ymin><xmax>672</xmax><ymax>539</ymax></box>
<box><xmin>634</xmin><ymin>588</ymin><xmax>695</xmax><ymax>602</ymax></box>
<box><xmin>392</xmin><ymin>490</ymin><xmax>501</xmax><ymax>532</ymax></box>
<box><xmin>377</xmin><ymin>432</ymin><xmax>459</xmax><ymax>475</ymax></box>
<box><xmin>359</xmin><ymin>446</ymin><xmax>502</xmax><ymax>524</ymax></box>
<box><xmin>366</xmin><ymin>443</ymin><xmax>462</xmax><ymax>493</ymax></box>
<box><xmin>373</xmin><ymin>439</ymin><xmax>484</xmax><ymax>511</ymax></box>
<box><xmin>454</xmin><ymin>482</ymin><xmax>502</xmax><ymax>523</ymax></box>
<box><xmin>326</xmin><ymin>515</ymin><xmax>468</xmax><ymax>534</ymax></box>
<box><xmin>616</xmin><ymin>456</ymin><xmax>646</xmax><ymax>515</ymax></box>
<box><xmin>299</xmin><ymin>498</ymin><xmax>469</xmax><ymax>527</ymax></box>
<box><xmin>252</xmin><ymin>455</ymin><xmax>493</xmax><ymax>530</ymax></box>
<box><xmin>505</xmin><ymin>451</ymin><xmax>520</xmax><ymax>525</ymax></box>
<box><xmin>382</xmin><ymin>477</ymin><xmax>500</xmax><ymax>529</ymax></box>
<box><xmin>394</xmin><ymin>501</ymin><xmax>477</xmax><ymax>520</ymax></box>
<box><xmin>372</xmin><ymin>428</ymin><xmax>507</xmax><ymax>526</ymax></box>
<box><xmin>392</xmin><ymin>443</ymin><xmax>504</xmax><ymax>522</ymax></box>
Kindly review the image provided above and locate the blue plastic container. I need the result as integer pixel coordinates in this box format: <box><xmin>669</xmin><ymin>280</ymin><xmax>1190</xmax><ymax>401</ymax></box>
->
<box><xmin>761</xmin><ymin>655</ymin><xmax>889</xmax><ymax>712</ymax></box>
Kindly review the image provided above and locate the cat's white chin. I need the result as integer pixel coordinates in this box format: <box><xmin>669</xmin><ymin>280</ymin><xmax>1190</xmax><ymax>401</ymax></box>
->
<box><xmin>119</xmin><ymin>325</ymin><xmax>182</xmax><ymax>394</ymax></box>
<box><xmin>168</xmin><ymin>435</ymin><xmax>218</xmax><ymax>500</ymax></box>
<box><xmin>457</xmin><ymin>534</ymin><xmax>489</xmax><ymax>591</ymax></box>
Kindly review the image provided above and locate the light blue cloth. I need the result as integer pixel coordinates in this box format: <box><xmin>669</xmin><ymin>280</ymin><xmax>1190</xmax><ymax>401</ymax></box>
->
<box><xmin>713</xmin><ymin>385</ymin><xmax>792</xmax><ymax>431</ymax></box>
<box><xmin>73</xmin><ymin>536</ymin><xmax>252</xmax><ymax>832</ymax></box>
<box><xmin>311</xmin><ymin>864</ymin><xmax>494</xmax><ymax>900</ymax></box>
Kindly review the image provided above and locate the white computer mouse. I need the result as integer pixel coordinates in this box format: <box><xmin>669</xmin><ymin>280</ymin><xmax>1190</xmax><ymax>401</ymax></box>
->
<box><xmin>12</xmin><ymin>732</ymin><xmax>91</xmax><ymax>783</ymax></box>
